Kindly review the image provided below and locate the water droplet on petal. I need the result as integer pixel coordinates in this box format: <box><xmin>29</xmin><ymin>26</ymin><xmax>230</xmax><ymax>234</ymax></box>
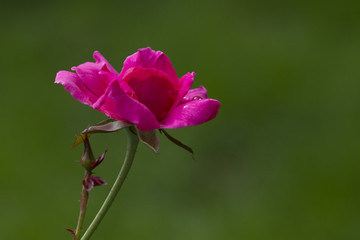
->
<box><xmin>192</xmin><ymin>96</ymin><xmax>203</xmax><ymax>101</ymax></box>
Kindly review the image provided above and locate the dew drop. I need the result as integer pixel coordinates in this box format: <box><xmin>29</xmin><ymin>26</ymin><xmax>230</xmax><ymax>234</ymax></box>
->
<box><xmin>192</xmin><ymin>96</ymin><xmax>203</xmax><ymax>101</ymax></box>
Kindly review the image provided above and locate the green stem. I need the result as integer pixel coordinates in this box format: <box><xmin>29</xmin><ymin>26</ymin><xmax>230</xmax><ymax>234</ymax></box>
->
<box><xmin>80</xmin><ymin>127</ymin><xmax>139</xmax><ymax>240</ymax></box>
<box><xmin>75</xmin><ymin>171</ymin><xmax>91</xmax><ymax>239</ymax></box>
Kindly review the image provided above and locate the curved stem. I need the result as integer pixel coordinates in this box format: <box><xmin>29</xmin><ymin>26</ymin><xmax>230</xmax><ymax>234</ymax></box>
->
<box><xmin>80</xmin><ymin>128</ymin><xmax>139</xmax><ymax>240</ymax></box>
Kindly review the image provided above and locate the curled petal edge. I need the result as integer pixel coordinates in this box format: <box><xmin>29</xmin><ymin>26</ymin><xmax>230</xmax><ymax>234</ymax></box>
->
<box><xmin>55</xmin><ymin>71</ymin><xmax>97</xmax><ymax>106</ymax></box>
<box><xmin>119</xmin><ymin>47</ymin><xmax>179</xmax><ymax>87</ymax></box>
<box><xmin>161</xmin><ymin>99</ymin><xmax>221</xmax><ymax>129</ymax></box>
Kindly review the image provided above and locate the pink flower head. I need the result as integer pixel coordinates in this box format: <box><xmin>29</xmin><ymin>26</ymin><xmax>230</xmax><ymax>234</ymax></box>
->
<box><xmin>55</xmin><ymin>47</ymin><xmax>220</xmax><ymax>131</ymax></box>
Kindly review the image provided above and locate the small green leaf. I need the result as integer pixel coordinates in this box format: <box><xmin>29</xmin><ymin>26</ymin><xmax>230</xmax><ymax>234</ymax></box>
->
<box><xmin>73</xmin><ymin>132</ymin><xmax>90</xmax><ymax>149</ymax></box>
<box><xmin>137</xmin><ymin>129</ymin><xmax>160</xmax><ymax>153</ymax></box>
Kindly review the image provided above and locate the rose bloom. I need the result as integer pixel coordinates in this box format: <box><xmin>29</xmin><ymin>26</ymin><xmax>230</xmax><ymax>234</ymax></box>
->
<box><xmin>55</xmin><ymin>47</ymin><xmax>220</xmax><ymax>131</ymax></box>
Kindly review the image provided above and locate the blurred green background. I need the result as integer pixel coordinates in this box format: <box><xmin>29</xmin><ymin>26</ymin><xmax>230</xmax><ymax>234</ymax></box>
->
<box><xmin>1</xmin><ymin>0</ymin><xmax>360</xmax><ymax>239</ymax></box>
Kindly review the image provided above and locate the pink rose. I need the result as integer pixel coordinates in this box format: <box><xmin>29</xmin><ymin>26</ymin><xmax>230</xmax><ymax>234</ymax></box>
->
<box><xmin>55</xmin><ymin>47</ymin><xmax>220</xmax><ymax>131</ymax></box>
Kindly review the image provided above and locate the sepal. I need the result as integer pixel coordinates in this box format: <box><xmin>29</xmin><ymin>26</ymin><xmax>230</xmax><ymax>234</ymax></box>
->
<box><xmin>90</xmin><ymin>150</ymin><xmax>107</xmax><ymax>170</ymax></box>
<box><xmin>73</xmin><ymin>119</ymin><xmax>132</xmax><ymax>148</ymax></box>
<box><xmin>160</xmin><ymin>129</ymin><xmax>194</xmax><ymax>157</ymax></box>
<box><xmin>137</xmin><ymin>129</ymin><xmax>160</xmax><ymax>153</ymax></box>
<box><xmin>83</xmin><ymin>176</ymin><xmax>107</xmax><ymax>192</ymax></box>
<box><xmin>65</xmin><ymin>229</ymin><xmax>75</xmax><ymax>240</ymax></box>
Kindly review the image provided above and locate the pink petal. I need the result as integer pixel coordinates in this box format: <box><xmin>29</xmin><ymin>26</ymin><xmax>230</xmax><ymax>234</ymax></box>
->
<box><xmin>160</xmin><ymin>99</ymin><xmax>221</xmax><ymax>129</ymax></box>
<box><xmin>99</xmin><ymin>69</ymin><xmax>118</xmax><ymax>84</ymax></box>
<box><xmin>55</xmin><ymin>70</ymin><xmax>98</xmax><ymax>106</ymax></box>
<box><xmin>93</xmin><ymin>51</ymin><xmax>118</xmax><ymax>74</ymax></box>
<box><xmin>169</xmin><ymin>72</ymin><xmax>195</xmax><ymax>112</ymax></box>
<box><xmin>120</xmin><ymin>47</ymin><xmax>179</xmax><ymax>87</ymax></box>
<box><xmin>123</xmin><ymin>66</ymin><xmax>178</xmax><ymax>120</ymax></box>
<box><xmin>94</xmin><ymin>79</ymin><xmax>160</xmax><ymax>131</ymax></box>
<box><xmin>181</xmin><ymin>86</ymin><xmax>208</xmax><ymax>103</ymax></box>
<box><xmin>71</xmin><ymin>51</ymin><xmax>118</xmax><ymax>97</ymax></box>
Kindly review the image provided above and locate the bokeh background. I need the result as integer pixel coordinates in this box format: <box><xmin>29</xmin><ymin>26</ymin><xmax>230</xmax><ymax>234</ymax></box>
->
<box><xmin>1</xmin><ymin>0</ymin><xmax>360</xmax><ymax>239</ymax></box>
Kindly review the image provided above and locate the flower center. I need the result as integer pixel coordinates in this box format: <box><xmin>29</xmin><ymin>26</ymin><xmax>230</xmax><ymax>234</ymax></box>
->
<box><xmin>123</xmin><ymin>67</ymin><xmax>178</xmax><ymax>120</ymax></box>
